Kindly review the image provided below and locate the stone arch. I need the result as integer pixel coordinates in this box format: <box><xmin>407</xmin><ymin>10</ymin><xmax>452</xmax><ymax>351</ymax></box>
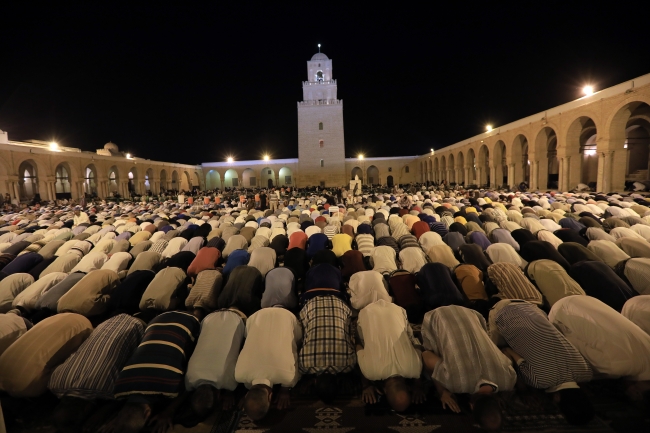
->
<box><xmin>128</xmin><ymin>167</ymin><xmax>139</xmax><ymax>195</ymax></box>
<box><xmin>224</xmin><ymin>169</ymin><xmax>239</xmax><ymax>188</ymax></box>
<box><xmin>566</xmin><ymin>115</ymin><xmax>598</xmax><ymax>190</ymax></box>
<box><xmin>440</xmin><ymin>156</ymin><xmax>447</xmax><ymax>183</ymax></box>
<box><xmin>447</xmin><ymin>154</ymin><xmax>455</xmax><ymax>183</ymax></box>
<box><xmin>433</xmin><ymin>157</ymin><xmax>439</xmax><ymax>183</ymax></box>
<box><xmin>171</xmin><ymin>170</ymin><xmax>179</xmax><ymax>190</ymax></box>
<box><xmin>478</xmin><ymin>145</ymin><xmax>490</xmax><ymax>186</ymax></box>
<box><xmin>606</xmin><ymin>100</ymin><xmax>650</xmax><ymax>191</ymax></box>
<box><xmin>351</xmin><ymin>167</ymin><xmax>362</xmax><ymax>182</ymax></box>
<box><xmin>193</xmin><ymin>172</ymin><xmax>201</xmax><ymax>189</ymax></box>
<box><xmin>160</xmin><ymin>169</ymin><xmax>168</xmax><ymax>191</ymax></box>
<box><xmin>18</xmin><ymin>159</ymin><xmax>39</xmax><ymax>200</ymax></box>
<box><xmin>242</xmin><ymin>168</ymin><xmax>256</xmax><ymax>187</ymax></box>
<box><xmin>456</xmin><ymin>151</ymin><xmax>465</xmax><ymax>184</ymax></box>
<box><xmin>367</xmin><ymin>165</ymin><xmax>379</xmax><ymax>185</ymax></box>
<box><xmin>145</xmin><ymin>168</ymin><xmax>154</xmax><ymax>192</ymax></box>
<box><xmin>84</xmin><ymin>164</ymin><xmax>98</xmax><ymax>196</ymax></box>
<box><xmin>108</xmin><ymin>165</ymin><xmax>120</xmax><ymax>195</ymax></box>
<box><xmin>493</xmin><ymin>140</ymin><xmax>507</xmax><ymax>187</ymax></box>
<box><xmin>467</xmin><ymin>148</ymin><xmax>477</xmax><ymax>185</ymax></box>
<box><xmin>511</xmin><ymin>134</ymin><xmax>529</xmax><ymax>186</ymax></box>
<box><xmin>54</xmin><ymin>162</ymin><xmax>72</xmax><ymax>197</ymax></box>
<box><xmin>534</xmin><ymin>126</ymin><xmax>558</xmax><ymax>189</ymax></box>
<box><xmin>387</xmin><ymin>175</ymin><xmax>394</xmax><ymax>187</ymax></box>
<box><xmin>420</xmin><ymin>161</ymin><xmax>424</xmax><ymax>183</ymax></box>
<box><xmin>279</xmin><ymin>167</ymin><xmax>293</xmax><ymax>186</ymax></box>
<box><xmin>181</xmin><ymin>171</ymin><xmax>191</xmax><ymax>191</ymax></box>
<box><xmin>261</xmin><ymin>167</ymin><xmax>275</xmax><ymax>188</ymax></box>
<box><xmin>206</xmin><ymin>170</ymin><xmax>221</xmax><ymax>189</ymax></box>
<box><xmin>427</xmin><ymin>159</ymin><xmax>432</xmax><ymax>182</ymax></box>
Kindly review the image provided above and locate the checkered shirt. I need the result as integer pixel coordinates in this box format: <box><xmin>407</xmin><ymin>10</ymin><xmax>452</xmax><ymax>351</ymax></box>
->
<box><xmin>298</xmin><ymin>295</ymin><xmax>356</xmax><ymax>375</ymax></box>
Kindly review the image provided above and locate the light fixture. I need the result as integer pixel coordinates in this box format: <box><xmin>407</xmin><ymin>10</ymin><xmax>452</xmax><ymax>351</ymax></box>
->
<box><xmin>486</xmin><ymin>125</ymin><xmax>493</xmax><ymax>132</ymax></box>
<box><xmin>585</xmin><ymin>149</ymin><xmax>596</xmax><ymax>156</ymax></box>
<box><xmin>583</xmin><ymin>85</ymin><xmax>594</xmax><ymax>96</ymax></box>
<box><xmin>227</xmin><ymin>157</ymin><xmax>234</xmax><ymax>163</ymax></box>
<box><xmin>126</xmin><ymin>153</ymin><xmax>131</xmax><ymax>159</ymax></box>
<box><xmin>263</xmin><ymin>155</ymin><xmax>270</xmax><ymax>161</ymax></box>
<box><xmin>358</xmin><ymin>154</ymin><xmax>364</xmax><ymax>160</ymax></box>
<box><xmin>49</xmin><ymin>142</ymin><xmax>59</xmax><ymax>151</ymax></box>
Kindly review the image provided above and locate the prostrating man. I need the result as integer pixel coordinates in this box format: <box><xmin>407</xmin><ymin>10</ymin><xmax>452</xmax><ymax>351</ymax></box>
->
<box><xmin>0</xmin><ymin>313</ymin><xmax>92</xmax><ymax>398</ymax></box>
<box><xmin>421</xmin><ymin>305</ymin><xmax>516</xmax><ymax>431</ymax></box>
<box><xmin>490</xmin><ymin>300</ymin><xmax>595</xmax><ymax>425</ymax></box>
<box><xmin>356</xmin><ymin>299</ymin><xmax>424</xmax><ymax>412</ymax></box>
<box><xmin>100</xmin><ymin>311</ymin><xmax>201</xmax><ymax>433</ymax></box>
<box><xmin>298</xmin><ymin>292</ymin><xmax>356</xmax><ymax>403</ymax></box>
<box><xmin>235</xmin><ymin>307</ymin><xmax>302</xmax><ymax>421</ymax></box>
<box><xmin>47</xmin><ymin>314</ymin><xmax>146</xmax><ymax>431</ymax></box>
<box><xmin>549</xmin><ymin>295</ymin><xmax>650</xmax><ymax>402</ymax></box>
<box><xmin>184</xmin><ymin>308</ymin><xmax>246</xmax><ymax>418</ymax></box>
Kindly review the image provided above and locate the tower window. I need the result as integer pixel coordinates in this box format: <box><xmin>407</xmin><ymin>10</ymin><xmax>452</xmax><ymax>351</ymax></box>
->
<box><xmin>319</xmin><ymin>140</ymin><xmax>324</xmax><ymax>148</ymax></box>
<box><xmin>267</xmin><ymin>170</ymin><xmax>271</xmax><ymax>175</ymax></box>
<box><xmin>319</xmin><ymin>122</ymin><xmax>323</xmax><ymax>130</ymax></box>
<box><xmin>320</xmin><ymin>159</ymin><xmax>324</xmax><ymax>167</ymax></box>
<box><xmin>405</xmin><ymin>166</ymin><xmax>410</xmax><ymax>173</ymax></box>
<box><xmin>316</xmin><ymin>71</ymin><xmax>323</xmax><ymax>82</ymax></box>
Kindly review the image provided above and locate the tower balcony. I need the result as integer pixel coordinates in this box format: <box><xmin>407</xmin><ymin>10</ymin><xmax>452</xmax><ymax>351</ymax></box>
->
<box><xmin>298</xmin><ymin>99</ymin><xmax>342</xmax><ymax>106</ymax></box>
<box><xmin>302</xmin><ymin>79</ymin><xmax>337</xmax><ymax>86</ymax></box>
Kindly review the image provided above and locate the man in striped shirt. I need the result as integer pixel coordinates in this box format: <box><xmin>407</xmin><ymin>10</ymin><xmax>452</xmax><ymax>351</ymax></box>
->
<box><xmin>48</xmin><ymin>314</ymin><xmax>146</xmax><ymax>431</ymax></box>
<box><xmin>421</xmin><ymin>305</ymin><xmax>516</xmax><ymax>431</ymax></box>
<box><xmin>101</xmin><ymin>311</ymin><xmax>201</xmax><ymax>433</ymax></box>
<box><xmin>490</xmin><ymin>300</ymin><xmax>595</xmax><ymax>425</ymax></box>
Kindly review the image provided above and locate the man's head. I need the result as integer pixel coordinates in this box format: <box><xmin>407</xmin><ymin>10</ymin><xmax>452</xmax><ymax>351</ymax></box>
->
<box><xmin>556</xmin><ymin>388</ymin><xmax>594</xmax><ymax>425</ymax></box>
<box><xmin>384</xmin><ymin>376</ymin><xmax>410</xmax><ymax>412</ymax></box>
<box><xmin>243</xmin><ymin>385</ymin><xmax>272</xmax><ymax>421</ymax></box>
<box><xmin>110</xmin><ymin>403</ymin><xmax>151</xmax><ymax>433</ymax></box>
<box><xmin>472</xmin><ymin>394</ymin><xmax>502</xmax><ymax>431</ymax></box>
<box><xmin>315</xmin><ymin>373</ymin><xmax>337</xmax><ymax>404</ymax></box>
<box><xmin>52</xmin><ymin>397</ymin><xmax>88</xmax><ymax>431</ymax></box>
<box><xmin>190</xmin><ymin>384</ymin><xmax>215</xmax><ymax>420</ymax></box>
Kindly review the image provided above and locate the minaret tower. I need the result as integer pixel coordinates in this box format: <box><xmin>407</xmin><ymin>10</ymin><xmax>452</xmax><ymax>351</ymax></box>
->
<box><xmin>297</xmin><ymin>46</ymin><xmax>346</xmax><ymax>187</ymax></box>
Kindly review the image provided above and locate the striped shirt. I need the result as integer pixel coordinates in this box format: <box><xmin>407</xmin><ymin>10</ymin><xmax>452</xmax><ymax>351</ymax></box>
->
<box><xmin>299</xmin><ymin>296</ymin><xmax>356</xmax><ymax>375</ymax></box>
<box><xmin>494</xmin><ymin>303</ymin><xmax>592</xmax><ymax>391</ymax></box>
<box><xmin>48</xmin><ymin>314</ymin><xmax>145</xmax><ymax>399</ymax></box>
<box><xmin>355</xmin><ymin>234</ymin><xmax>375</xmax><ymax>256</ymax></box>
<box><xmin>487</xmin><ymin>262</ymin><xmax>543</xmax><ymax>305</ymax></box>
<box><xmin>323</xmin><ymin>225</ymin><xmax>339</xmax><ymax>240</ymax></box>
<box><xmin>422</xmin><ymin>305</ymin><xmax>516</xmax><ymax>394</ymax></box>
<box><xmin>113</xmin><ymin>311</ymin><xmax>200</xmax><ymax>398</ymax></box>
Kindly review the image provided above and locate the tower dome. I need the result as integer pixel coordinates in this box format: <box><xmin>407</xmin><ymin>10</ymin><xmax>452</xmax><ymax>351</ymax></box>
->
<box><xmin>311</xmin><ymin>52</ymin><xmax>329</xmax><ymax>61</ymax></box>
<box><xmin>104</xmin><ymin>142</ymin><xmax>119</xmax><ymax>152</ymax></box>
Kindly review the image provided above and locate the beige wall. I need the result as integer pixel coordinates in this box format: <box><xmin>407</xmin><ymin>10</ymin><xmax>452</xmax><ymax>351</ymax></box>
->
<box><xmin>415</xmin><ymin>74</ymin><xmax>650</xmax><ymax>192</ymax></box>
<box><xmin>0</xmin><ymin>144</ymin><xmax>202</xmax><ymax>202</ymax></box>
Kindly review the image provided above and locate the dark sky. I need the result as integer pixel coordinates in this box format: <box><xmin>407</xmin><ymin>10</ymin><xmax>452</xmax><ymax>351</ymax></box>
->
<box><xmin>1</xmin><ymin>2</ymin><xmax>649</xmax><ymax>165</ymax></box>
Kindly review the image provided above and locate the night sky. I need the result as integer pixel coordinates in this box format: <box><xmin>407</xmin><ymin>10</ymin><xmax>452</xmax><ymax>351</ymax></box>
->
<box><xmin>1</xmin><ymin>2</ymin><xmax>649</xmax><ymax>165</ymax></box>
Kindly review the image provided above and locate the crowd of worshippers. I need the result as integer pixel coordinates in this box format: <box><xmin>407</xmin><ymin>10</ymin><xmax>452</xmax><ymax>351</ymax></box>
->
<box><xmin>0</xmin><ymin>187</ymin><xmax>649</xmax><ymax>433</ymax></box>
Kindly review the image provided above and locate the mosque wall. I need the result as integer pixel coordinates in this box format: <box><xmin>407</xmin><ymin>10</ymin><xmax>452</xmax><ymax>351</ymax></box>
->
<box><xmin>0</xmin><ymin>141</ymin><xmax>203</xmax><ymax>202</ymax></box>
<box><xmin>416</xmin><ymin>72</ymin><xmax>650</xmax><ymax>192</ymax></box>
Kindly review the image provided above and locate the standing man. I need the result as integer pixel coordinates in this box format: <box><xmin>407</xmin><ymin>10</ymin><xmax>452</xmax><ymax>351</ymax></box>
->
<box><xmin>421</xmin><ymin>305</ymin><xmax>516</xmax><ymax>431</ymax></box>
<box><xmin>235</xmin><ymin>307</ymin><xmax>302</xmax><ymax>421</ymax></box>
<box><xmin>73</xmin><ymin>206</ymin><xmax>90</xmax><ymax>226</ymax></box>
<box><xmin>259</xmin><ymin>190</ymin><xmax>267</xmax><ymax>211</ymax></box>
<box><xmin>269</xmin><ymin>189</ymin><xmax>279</xmax><ymax>213</ymax></box>
<box><xmin>356</xmin><ymin>299</ymin><xmax>424</xmax><ymax>412</ymax></box>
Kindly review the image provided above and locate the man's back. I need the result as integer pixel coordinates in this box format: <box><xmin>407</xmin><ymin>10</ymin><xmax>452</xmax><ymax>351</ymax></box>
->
<box><xmin>549</xmin><ymin>296</ymin><xmax>650</xmax><ymax>380</ymax></box>
<box><xmin>422</xmin><ymin>305</ymin><xmax>515</xmax><ymax>394</ymax></box>
<box><xmin>235</xmin><ymin>308</ymin><xmax>302</xmax><ymax>388</ymax></box>
<box><xmin>357</xmin><ymin>300</ymin><xmax>421</xmax><ymax>381</ymax></box>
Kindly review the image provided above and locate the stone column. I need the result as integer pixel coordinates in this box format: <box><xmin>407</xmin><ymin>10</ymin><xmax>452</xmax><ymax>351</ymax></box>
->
<box><xmin>598</xmin><ymin>151</ymin><xmax>614</xmax><ymax>193</ymax></box>
<box><xmin>12</xmin><ymin>182</ymin><xmax>20</xmax><ymax>202</ymax></box>
<box><xmin>530</xmin><ymin>161</ymin><xmax>538</xmax><ymax>190</ymax></box>
<box><xmin>508</xmin><ymin>164</ymin><xmax>520</xmax><ymax>186</ymax></box>
<box><xmin>557</xmin><ymin>158</ymin><xmax>564</xmax><ymax>191</ymax></box>
<box><xmin>489</xmin><ymin>166</ymin><xmax>497</xmax><ymax>188</ymax></box>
